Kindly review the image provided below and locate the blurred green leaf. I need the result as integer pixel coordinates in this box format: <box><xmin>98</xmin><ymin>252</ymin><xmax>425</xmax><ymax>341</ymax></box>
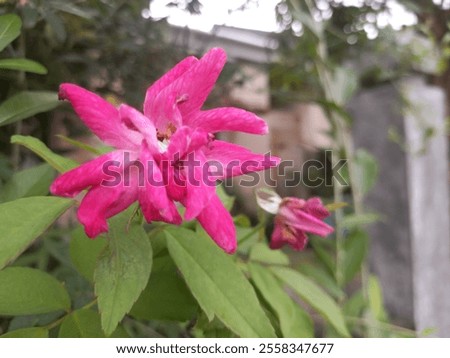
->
<box><xmin>0</xmin><ymin>327</ymin><xmax>48</xmax><ymax>338</ymax></box>
<box><xmin>0</xmin><ymin>196</ymin><xmax>73</xmax><ymax>270</ymax></box>
<box><xmin>165</xmin><ymin>226</ymin><xmax>276</xmax><ymax>338</ymax></box>
<box><xmin>44</xmin><ymin>12</ymin><xmax>66</xmax><ymax>43</ymax></box>
<box><xmin>130</xmin><ymin>255</ymin><xmax>198</xmax><ymax>322</ymax></box>
<box><xmin>49</xmin><ymin>2</ymin><xmax>96</xmax><ymax>19</ymax></box>
<box><xmin>0</xmin><ymin>58</ymin><xmax>47</xmax><ymax>74</ymax></box>
<box><xmin>0</xmin><ymin>14</ymin><xmax>21</xmax><ymax>52</ymax></box>
<box><xmin>297</xmin><ymin>263</ymin><xmax>345</xmax><ymax>301</ymax></box>
<box><xmin>310</xmin><ymin>237</ymin><xmax>335</xmax><ymax>275</ymax></box>
<box><xmin>0</xmin><ymin>91</ymin><xmax>60</xmax><ymax>127</ymax></box>
<box><xmin>354</xmin><ymin>149</ymin><xmax>379</xmax><ymax>196</ymax></box>
<box><xmin>342</xmin><ymin>213</ymin><xmax>380</xmax><ymax>230</ymax></box>
<box><xmin>368</xmin><ymin>275</ymin><xmax>387</xmax><ymax>321</ymax></box>
<box><xmin>331</xmin><ymin>66</ymin><xmax>359</xmax><ymax>105</ymax></box>
<box><xmin>249</xmin><ymin>263</ymin><xmax>313</xmax><ymax>337</ymax></box>
<box><xmin>0</xmin><ymin>164</ymin><xmax>54</xmax><ymax>202</ymax></box>
<box><xmin>11</xmin><ymin>135</ymin><xmax>78</xmax><ymax>173</ymax></box>
<box><xmin>0</xmin><ymin>267</ymin><xmax>70</xmax><ymax>315</ymax></box>
<box><xmin>271</xmin><ymin>266</ymin><xmax>350</xmax><ymax>337</ymax></box>
<box><xmin>94</xmin><ymin>209</ymin><xmax>153</xmax><ymax>336</ymax></box>
<box><xmin>58</xmin><ymin>309</ymin><xmax>128</xmax><ymax>338</ymax></box>
<box><xmin>343</xmin><ymin>230</ymin><xmax>369</xmax><ymax>284</ymax></box>
<box><xmin>69</xmin><ymin>227</ymin><xmax>107</xmax><ymax>283</ymax></box>
<box><xmin>56</xmin><ymin>135</ymin><xmax>102</xmax><ymax>155</ymax></box>
<box><xmin>216</xmin><ymin>184</ymin><xmax>234</xmax><ymax>211</ymax></box>
<box><xmin>249</xmin><ymin>243</ymin><xmax>290</xmax><ymax>266</ymax></box>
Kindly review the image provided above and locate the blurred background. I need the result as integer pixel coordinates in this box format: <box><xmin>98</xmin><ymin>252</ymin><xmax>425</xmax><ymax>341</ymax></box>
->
<box><xmin>0</xmin><ymin>0</ymin><xmax>449</xmax><ymax>336</ymax></box>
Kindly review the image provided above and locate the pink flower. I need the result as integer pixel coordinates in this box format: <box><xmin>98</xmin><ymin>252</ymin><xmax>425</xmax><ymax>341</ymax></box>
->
<box><xmin>51</xmin><ymin>48</ymin><xmax>280</xmax><ymax>253</ymax></box>
<box><xmin>256</xmin><ymin>190</ymin><xmax>334</xmax><ymax>250</ymax></box>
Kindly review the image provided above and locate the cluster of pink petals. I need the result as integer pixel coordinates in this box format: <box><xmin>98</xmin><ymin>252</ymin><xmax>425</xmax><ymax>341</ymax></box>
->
<box><xmin>271</xmin><ymin>197</ymin><xmax>334</xmax><ymax>250</ymax></box>
<box><xmin>51</xmin><ymin>48</ymin><xmax>280</xmax><ymax>254</ymax></box>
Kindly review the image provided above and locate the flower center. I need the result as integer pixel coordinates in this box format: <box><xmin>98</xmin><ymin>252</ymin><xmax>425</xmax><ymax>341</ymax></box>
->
<box><xmin>157</xmin><ymin>122</ymin><xmax>177</xmax><ymax>141</ymax></box>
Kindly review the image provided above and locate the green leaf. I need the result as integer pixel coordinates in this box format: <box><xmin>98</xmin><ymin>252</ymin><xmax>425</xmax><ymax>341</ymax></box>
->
<box><xmin>343</xmin><ymin>289</ymin><xmax>366</xmax><ymax>318</ymax></box>
<box><xmin>0</xmin><ymin>196</ymin><xmax>73</xmax><ymax>270</ymax></box>
<box><xmin>11</xmin><ymin>135</ymin><xmax>78</xmax><ymax>173</ymax></box>
<box><xmin>0</xmin><ymin>327</ymin><xmax>48</xmax><ymax>338</ymax></box>
<box><xmin>0</xmin><ymin>58</ymin><xmax>47</xmax><ymax>74</ymax></box>
<box><xmin>368</xmin><ymin>275</ymin><xmax>387</xmax><ymax>321</ymax></box>
<box><xmin>354</xmin><ymin>149</ymin><xmax>379</xmax><ymax>196</ymax></box>
<box><xmin>271</xmin><ymin>266</ymin><xmax>350</xmax><ymax>337</ymax></box>
<box><xmin>342</xmin><ymin>213</ymin><xmax>380</xmax><ymax>230</ymax></box>
<box><xmin>297</xmin><ymin>263</ymin><xmax>345</xmax><ymax>301</ymax></box>
<box><xmin>0</xmin><ymin>14</ymin><xmax>21</xmax><ymax>52</ymax></box>
<box><xmin>310</xmin><ymin>237</ymin><xmax>335</xmax><ymax>275</ymax></box>
<box><xmin>0</xmin><ymin>164</ymin><xmax>54</xmax><ymax>202</ymax></box>
<box><xmin>44</xmin><ymin>12</ymin><xmax>66</xmax><ymax>43</ymax></box>
<box><xmin>49</xmin><ymin>2</ymin><xmax>96</xmax><ymax>19</ymax></box>
<box><xmin>249</xmin><ymin>263</ymin><xmax>313</xmax><ymax>338</ymax></box>
<box><xmin>94</xmin><ymin>209</ymin><xmax>153</xmax><ymax>336</ymax></box>
<box><xmin>216</xmin><ymin>184</ymin><xmax>234</xmax><ymax>210</ymax></box>
<box><xmin>69</xmin><ymin>227</ymin><xmax>107</xmax><ymax>283</ymax></box>
<box><xmin>165</xmin><ymin>226</ymin><xmax>276</xmax><ymax>338</ymax></box>
<box><xmin>249</xmin><ymin>242</ymin><xmax>290</xmax><ymax>266</ymax></box>
<box><xmin>0</xmin><ymin>91</ymin><xmax>60</xmax><ymax>127</ymax></box>
<box><xmin>0</xmin><ymin>267</ymin><xmax>71</xmax><ymax>315</ymax></box>
<box><xmin>56</xmin><ymin>135</ymin><xmax>102</xmax><ymax>155</ymax></box>
<box><xmin>343</xmin><ymin>230</ymin><xmax>369</xmax><ymax>284</ymax></box>
<box><xmin>331</xmin><ymin>66</ymin><xmax>359</xmax><ymax>105</ymax></box>
<box><xmin>58</xmin><ymin>309</ymin><xmax>127</xmax><ymax>338</ymax></box>
<box><xmin>130</xmin><ymin>255</ymin><xmax>198</xmax><ymax>322</ymax></box>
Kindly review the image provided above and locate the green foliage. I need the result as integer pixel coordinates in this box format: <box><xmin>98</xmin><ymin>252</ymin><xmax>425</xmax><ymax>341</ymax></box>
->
<box><xmin>342</xmin><ymin>230</ymin><xmax>369</xmax><ymax>285</ymax></box>
<box><xmin>249</xmin><ymin>242</ymin><xmax>290</xmax><ymax>266</ymax></box>
<box><xmin>0</xmin><ymin>163</ymin><xmax>54</xmax><ymax>202</ymax></box>
<box><xmin>69</xmin><ymin>227</ymin><xmax>107</xmax><ymax>283</ymax></box>
<box><xmin>165</xmin><ymin>226</ymin><xmax>276</xmax><ymax>338</ymax></box>
<box><xmin>58</xmin><ymin>309</ymin><xmax>127</xmax><ymax>338</ymax></box>
<box><xmin>354</xmin><ymin>149</ymin><xmax>379</xmax><ymax>196</ymax></box>
<box><xmin>271</xmin><ymin>266</ymin><xmax>350</xmax><ymax>337</ymax></box>
<box><xmin>94</xmin><ymin>208</ymin><xmax>153</xmax><ymax>336</ymax></box>
<box><xmin>249</xmin><ymin>263</ymin><xmax>314</xmax><ymax>337</ymax></box>
<box><xmin>11</xmin><ymin>135</ymin><xmax>78</xmax><ymax>173</ymax></box>
<box><xmin>0</xmin><ymin>14</ymin><xmax>21</xmax><ymax>52</ymax></box>
<box><xmin>0</xmin><ymin>92</ymin><xmax>59</xmax><ymax>127</ymax></box>
<box><xmin>0</xmin><ymin>196</ymin><xmax>73</xmax><ymax>269</ymax></box>
<box><xmin>0</xmin><ymin>327</ymin><xmax>48</xmax><ymax>338</ymax></box>
<box><xmin>130</xmin><ymin>255</ymin><xmax>198</xmax><ymax>322</ymax></box>
<box><xmin>0</xmin><ymin>58</ymin><xmax>47</xmax><ymax>74</ymax></box>
<box><xmin>0</xmin><ymin>267</ymin><xmax>70</xmax><ymax>315</ymax></box>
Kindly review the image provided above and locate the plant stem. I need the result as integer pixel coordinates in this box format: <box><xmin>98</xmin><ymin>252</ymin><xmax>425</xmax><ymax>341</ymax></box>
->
<box><xmin>11</xmin><ymin>30</ymin><xmax>27</xmax><ymax>170</ymax></box>
<box><xmin>239</xmin><ymin>221</ymin><xmax>266</xmax><ymax>245</ymax></box>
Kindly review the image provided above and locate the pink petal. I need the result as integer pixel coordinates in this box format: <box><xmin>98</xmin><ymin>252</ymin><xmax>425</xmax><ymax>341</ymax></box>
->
<box><xmin>197</xmin><ymin>194</ymin><xmax>237</xmax><ymax>254</ymax></box>
<box><xmin>77</xmin><ymin>183</ymin><xmax>138</xmax><ymax>238</ymax></box>
<box><xmin>150</xmin><ymin>48</ymin><xmax>227</xmax><ymax>126</ymax></box>
<box><xmin>303</xmin><ymin>197</ymin><xmax>330</xmax><ymax>220</ymax></box>
<box><xmin>138</xmin><ymin>142</ymin><xmax>182</xmax><ymax>224</ymax></box>
<box><xmin>148</xmin><ymin>90</ymin><xmax>184</xmax><ymax>134</ymax></box>
<box><xmin>182</xmin><ymin>150</ymin><xmax>216</xmax><ymax>220</ymax></box>
<box><xmin>50</xmin><ymin>150</ymin><xmax>129</xmax><ymax>198</ymax></box>
<box><xmin>270</xmin><ymin>220</ymin><xmax>308</xmax><ymax>251</ymax></box>
<box><xmin>205</xmin><ymin>140</ymin><xmax>281</xmax><ymax>179</ymax></box>
<box><xmin>281</xmin><ymin>206</ymin><xmax>334</xmax><ymax>237</ymax></box>
<box><xmin>166</xmin><ymin>126</ymin><xmax>210</xmax><ymax>160</ymax></box>
<box><xmin>143</xmin><ymin>56</ymin><xmax>198</xmax><ymax>117</ymax></box>
<box><xmin>59</xmin><ymin>84</ymin><xmax>142</xmax><ymax>149</ymax></box>
<box><xmin>119</xmin><ymin>104</ymin><xmax>159</xmax><ymax>154</ymax></box>
<box><xmin>186</xmin><ymin>107</ymin><xmax>268</xmax><ymax>134</ymax></box>
<box><xmin>163</xmin><ymin>164</ymin><xmax>186</xmax><ymax>202</ymax></box>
